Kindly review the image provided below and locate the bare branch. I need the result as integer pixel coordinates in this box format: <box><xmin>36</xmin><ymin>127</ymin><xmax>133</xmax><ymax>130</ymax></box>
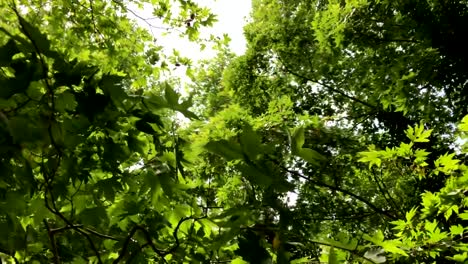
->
<box><xmin>43</xmin><ymin>186</ymin><xmax>103</xmax><ymax>264</ymax></box>
<box><xmin>113</xmin><ymin>225</ymin><xmax>167</xmax><ymax>264</ymax></box>
<box><xmin>271</xmin><ymin>161</ymin><xmax>397</xmax><ymax>220</ymax></box>
<box><xmin>83</xmin><ymin>227</ymin><xmax>120</xmax><ymax>241</ymax></box>
<box><xmin>277</xmin><ymin>53</ymin><xmax>376</xmax><ymax>109</ymax></box>
<box><xmin>51</xmin><ymin>224</ymin><xmax>84</xmax><ymax>234</ymax></box>
<box><xmin>44</xmin><ymin>220</ymin><xmax>61</xmax><ymax>264</ymax></box>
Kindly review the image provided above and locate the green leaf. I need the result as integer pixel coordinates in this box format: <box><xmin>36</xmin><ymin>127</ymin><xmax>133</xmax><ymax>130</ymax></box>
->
<box><xmin>205</xmin><ymin>140</ymin><xmax>243</xmax><ymax>161</ymax></box>
<box><xmin>176</xmin><ymin>107</ymin><xmax>199</xmax><ymax>119</ymax></box>
<box><xmin>164</xmin><ymin>83</ymin><xmax>179</xmax><ymax>106</ymax></box>
<box><xmin>416</xmin><ymin>129</ymin><xmax>433</xmax><ymax>142</ymax></box>
<box><xmin>292</xmin><ymin>127</ymin><xmax>305</xmax><ymax>153</ymax></box>
<box><xmin>9</xmin><ymin>116</ymin><xmax>47</xmax><ymax>144</ymax></box>
<box><xmin>291</xmin><ymin>126</ymin><xmax>324</xmax><ymax>165</ymax></box>
<box><xmin>17</xmin><ymin>15</ymin><xmax>51</xmax><ymax>54</ymax></box>
<box><xmin>239</xmin><ymin>125</ymin><xmax>262</xmax><ymax>160</ymax></box>
<box><xmin>435</xmin><ymin>153</ymin><xmax>460</xmax><ymax>174</ymax></box>
<box><xmin>381</xmin><ymin>240</ymin><xmax>408</xmax><ymax>256</ymax></box>
<box><xmin>100</xmin><ymin>74</ymin><xmax>127</xmax><ymax>108</ymax></box>
<box><xmin>449</xmin><ymin>252</ymin><xmax>468</xmax><ymax>262</ymax></box>
<box><xmin>78</xmin><ymin>206</ymin><xmax>109</xmax><ymax>227</ymax></box>
<box><xmin>50</xmin><ymin>121</ymin><xmax>64</xmax><ymax>147</ymax></box>
<box><xmin>145</xmin><ymin>95</ymin><xmax>169</xmax><ymax>110</ymax></box>
<box><xmin>323</xmin><ymin>233</ymin><xmax>358</xmax><ymax>251</ymax></box>
<box><xmin>459</xmin><ymin>212</ymin><xmax>468</xmax><ymax>220</ymax></box>
<box><xmin>231</xmin><ymin>258</ymin><xmax>248</xmax><ymax>264</ymax></box>
<box><xmin>459</xmin><ymin>115</ymin><xmax>468</xmax><ymax>132</ymax></box>
<box><xmin>328</xmin><ymin>247</ymin><xmax>338</xmax><ymax>264</ymax></box>
<box><xmin>425</xmin><ymin>220</ymin><xmax>438</xmax><ymax>233</ymax></box>
<box><xmin>449</xmin><ymin>225</ymin><xmax>464</xmax><ymax>236</ymax></box>
<box><xmin>363</xmin><ymin>230</ymin><xmax>384</xmax><ymax>244</ymax></box>
<box><xmin>405</xmin><ymin>207</ymin><xmax>418</xmax><ymax>222</ymax></box>
<box><xmin>298</xmin><ymin>148</ymin><xmax>324</xmax><ymax>166</ymax></box>
<box><xmin>358</xmin><ymin>149</ymin><xmax>382</xmax><ymax>169</ymax></box>
<box><xmin>291</xmin><ymin>257</ymin><xmax>313</xmax><ymax>264</ymax></box>
<box><xmin>56</xmin><ymin>91</ymin><xmax>77</xmax><ymax>112</ymax></box>
<box><xmin>406</xmin><ymin>123</ymin><xmax>432</xmax><ymax>142</ymax></box>
<box><xmin>238</xmin><ymin>163</ymin><xmax>272</xmax><ymax>187</ymax></box>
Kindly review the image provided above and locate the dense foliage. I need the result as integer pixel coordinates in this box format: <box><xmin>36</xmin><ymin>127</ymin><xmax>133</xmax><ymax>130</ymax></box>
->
<box><xmin>1</xmin><ymin>0</ymin><xmax>468</xmax><ymax>263</ymax></box>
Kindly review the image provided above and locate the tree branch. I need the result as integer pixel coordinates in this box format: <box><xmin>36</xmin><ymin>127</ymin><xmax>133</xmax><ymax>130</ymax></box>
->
<box><xmin>113</xmin><ymin>225</ymin><xmax>167</xmax><ymax>264</ymax></box>
<box><xmin>83</xmin><ymin>227</ymin><xmax>119</xmax><ymax>241</ymax></box>
<box><xmin>167</xmin><ymin>216</ymin><xmax>207</xmax><ymax>254</ymax></box>
<box><xmin>43</xmin><ymin>186</ymin><xmax>103</xmax><ymax>264</ymax></box>
<box><xmin>44</xmin><ymin>220</ymin><xmax>61</xmax><ymax>264</ymax></box>
<box><xmin>277</xmin><ymin>53</ymin><xmax>377</xmax><ymax>109</ymax></box>
<box><xmin>275</xmin><ymin>163</ymin><xmax>396</xmax><ymax>219</ymax></box>
<box><xmin>51</xmin><ymin>224</ymin><xmax>84</xmax><ymax>234</ymax></box>
<box><xmin>113</xmin><ymin>225</ymin><xmax>140</xmax><ymax>264</ymax></box>
<box><xmin>110</xmin><ymin>0</ymin><xmax>184</xmax><ymax>37</ymax></box>
<box><xmin>371</xmin><ymin>168</ymin><xmax>403</xmax><ymax>217</ymax></box>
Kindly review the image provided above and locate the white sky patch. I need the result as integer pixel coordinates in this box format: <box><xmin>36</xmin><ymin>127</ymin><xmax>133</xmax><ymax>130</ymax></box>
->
<box><xmin>286</xmin><ymin>191</ymin><xmax>298</xmax><ymax>206</ymax></box>
<box><xmin>207</xmin><ymin>0</ymin><xmax>251</xmax><ymax>55</ymax></box>
<box><xmin>129</xmin><ymin>0</ymin><xmax>251</xmax><ymax>60</ymax></box>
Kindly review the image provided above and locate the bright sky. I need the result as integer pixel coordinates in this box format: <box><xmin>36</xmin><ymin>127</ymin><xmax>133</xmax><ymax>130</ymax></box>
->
<box><xmin>206</xmin><ymin>0</ymin><xmax>252</xmax><ymax>55</ymax></box>
<box><xmin>129</xmin><ymin>0</ymin><xmax>252</xmax><ymax>60</ymax></box>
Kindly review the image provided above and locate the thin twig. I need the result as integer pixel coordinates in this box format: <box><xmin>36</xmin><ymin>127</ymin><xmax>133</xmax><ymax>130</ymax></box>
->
<box><xmin>83</xmin><ymin>227</ymin><xmax>120</xmax><ymax>241</ymax></box>
<box><xmin>44</xmin><ymin>188</ymin><xmax>104</xmax><ymax>263</ymax></box>
<box><xmin>371</xmin><ymin>168</ymin><xmax>402</xmax><ymax>217</ymax></box>
<box><xmin>51</xmin><ymin>224</ymin><xmax>84</xmax><ymax>234</ymax></box>
<box><xmin>44</xmin><ymin>220</ymin><xmax>61</xmax><ymax>264</ymax></box>
<box><xmin>113</xmin><ymin>226</ymin><xmax>140</xmax><ymax>264</ymax></box>
<box><xmin>169</xmin><ymin>216</ymin><xmax>193</xmax><ymax>253</ymax></box>
<box><xmin>42</xmin><ymin>166</ymin><xmax>103</xmax><ymax>264</ymax></box>
<box><xmin>113</xmin><ymin>225</ymin><xmax>168</xmax><ymax>263</ymax></box>
<box><xmin>11</xmin><ymin>5</ymin><xmax>54</xmax><ymax>109</ymax></box>
<box><xmin>168</xmin><ymin>216</ymin><xmax>207</xmax><ymax>253</ymax></box>
<box><xmin>137</xmin><ymin>226</ymin><xmax>169</xmax><ymax>263</ymax></box>
<box><xmin>273</xmin><ymin>161</ymin><xmax>396</xmax><ymax>219</ymax></box>
<box><xmin>278</xmin><ymin>54</ymin><xmax>376</xmax><ymax>109</ymax></box>
<box><xmin>110</xmin><ymin>0</ymin><xmax>184</xmax><ymax>37</ymax></box>
<box><xmin>88</xmin><ymin>0</ymin><xmax>105</xmax><ymax>42</ymax></box>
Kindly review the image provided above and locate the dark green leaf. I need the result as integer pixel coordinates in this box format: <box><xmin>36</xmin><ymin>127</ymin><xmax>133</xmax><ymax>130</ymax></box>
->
<box><xmin>164</xmin><ymin>83</ymin><xmax>179</xmax><ymax>106</ymax></box>
<box><xmin>55</xmin><ymin>91</ymin><xmax>77</xmax><ymax>112</ymax></box>
<box><xmin>239</xmin><ymin>125</ymin><xmax>262</xmax><ymax>160</ymax></box>
<box><xmin>205</xmin><ymin>140</ymin><xmax>243</xmax><ymax>161</ymax></box>
<box><xmin>17</xmin><ymin>15</ymin><xmax>51</xmax><ymax>54</ymax></box>
<box><xmin>291</xmin><ymin>127</ymin><xmax>305</xmax><ymax>154</ymax></box>
<box><xmin>142</xmin><ymin>112</ymin><xmax>164</xmax><ymax>128</ymax></box>
<box><xmin>297</xmin><ymin>148</ymin><xmax>324</xmax><ymax>166</ymax></box>
<box><xmin>100</xmin><ymin>74</ymin><xmax>127</xmax><ymax>108</ymax></box>
<box><xmin>239</xmin><ymin>164</ymin><xmax>272</xmax><ymax>187</ymax></box>
<box><xmin>135</xmin><ymin>119</ymin><xmax>156</xmax><ymax>134</ymax></box>
<box><xmin>235</xmin><ymin>230</ymin><xmax>271</xmax><ymax>264</ymax></box>
<box><xmin>0</xmin><ymin>39</ymin><xmax>20</xmax><ymax>66</ymax></box>
<box><xmin>78</xmin><ymin>206</ymin><xmax>109</xmax><ymax>227</ymax></box>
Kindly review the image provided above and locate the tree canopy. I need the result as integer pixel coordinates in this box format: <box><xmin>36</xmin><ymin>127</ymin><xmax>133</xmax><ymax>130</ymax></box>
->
<box><xmin>1</xmin><ymin>0</ymin><xmax>468</xmax><ymax>263</ymax></box>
